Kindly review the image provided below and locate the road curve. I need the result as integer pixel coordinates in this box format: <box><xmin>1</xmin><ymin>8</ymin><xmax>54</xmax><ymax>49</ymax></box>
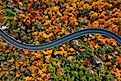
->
<box><xmin>0</xmin><ymin>28</ymin><xmax>121</xmax><ymax>51</ymax></box>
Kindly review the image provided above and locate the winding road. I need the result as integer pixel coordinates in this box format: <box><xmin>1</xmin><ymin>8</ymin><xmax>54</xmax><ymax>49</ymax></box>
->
<box><xmin>0</xmin><ymin>28</ymin><xmax>121</xmax><ymax>51</ymax></box>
